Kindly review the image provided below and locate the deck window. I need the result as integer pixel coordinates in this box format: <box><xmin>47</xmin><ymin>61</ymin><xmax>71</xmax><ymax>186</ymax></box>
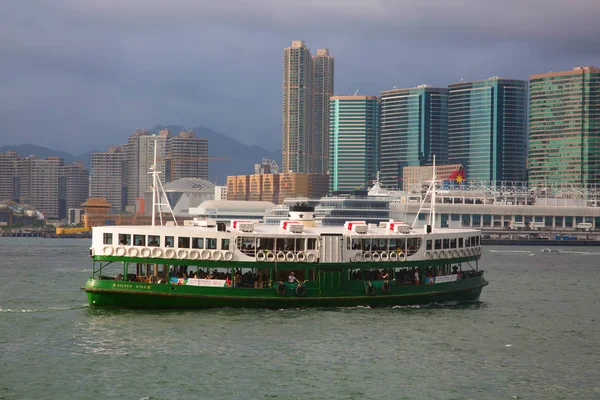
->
<box><xmin>450</xmin><ymin>238</ymin><xmax>457</xmax><ymax>249</ymax></box>
<box><xmin>118</xmin><ymin>234</ymin><xmax>130</xmax><ymax>245</ymax></box>
<box><xmin>351</xmin><ymin>239</ymin><xmax>362</xmax><ymax>250</ymax></box>
<box><xmin>458</xmin><ymin>237</ymin><xmax>464</xmax><ymax>248</ymax></box>
<box><xmin>465</xmin><ymin>237</ymin><xmax>471</xmax><ymax>247</ymax></box>
<box><xmin>133</xmin><ymin>235</ymin><xmax>145</xmax><ymax>246</ymax></box>
<box><xmin>257</xmin><ymin>237</ymin><xmax>274</xmax><ymax>251</ymax></box>
<box><xmin>221</xmin><ymin>239</ymin><xmax>230</xmax><ymax>250</ymax></box>
<box><xmin>207</xmin><ymin>238</ymin><xmax>217</xmax><ymax>250</ymax></box>
<box><xmin>426</xmin><ymin>240</ymin><xmax>432</xmax><ymax>250</ymax></box>
<box><xmin>434</xmin><ymin>239</ymin><xmax>442</xmax><ymax>250</ymax></box>
<box><xmin>375</xmin><ymin>239</ymin><xmax>387</xmax><ymax>251</ymax></box>
<box><xmin>307</xmin><ymin>238</ymin><xmax>317</xmax><ymax>250</ymax></box>
<box><xmin>165</xmin><ymin>236</ymin><xmax>174</xmax><ymax>247</ymax></box>
<box><xmin>178</xmin><ymin>237</ymin><xmax>190</xmax><ymax>248</ymax></box>
<box><xmin>361</xmin><ymin>238</ymin><xmax>371</xmax><ymax>250</ymax></box>
<box><xmin>442</xmin><ymin>238</ymin><xmax>449</xmax><ymax>249</ymax></box>
<box><xmin>406</xmin><ymin>238</ymin><xmax>421</xmax><ymax>255</ymax></box>
<box><xmin>103</xmin><ymin>233</ymin><xmax>113</xmax><ymax>245</ymax></box>
<box><xmin>148</xmin><ymin>235</ymin><xmax>160</xmax><ymax>246</ymax></box>
<box><xmin>295</xmin><ymin>238</ymin><xmax>305</xmax><ymax>252</ymax></box>
<box><xmin>192</xmin><ymin>238</ymin><xmax>204</xmax><ymax>249</ymax></box>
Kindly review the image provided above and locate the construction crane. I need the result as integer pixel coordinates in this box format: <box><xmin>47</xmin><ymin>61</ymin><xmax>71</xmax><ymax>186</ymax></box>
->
<box><xmin>157</xmin><ymin>157</ymin><xmax>229</xmax><ymax>181</ymax></box>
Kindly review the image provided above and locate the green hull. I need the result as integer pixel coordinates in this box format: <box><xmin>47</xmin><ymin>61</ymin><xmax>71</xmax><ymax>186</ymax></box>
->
<box><xmin>84</xmin><ymin>276</ymin><xmax>488</xmax><ymax>309</ymax></box>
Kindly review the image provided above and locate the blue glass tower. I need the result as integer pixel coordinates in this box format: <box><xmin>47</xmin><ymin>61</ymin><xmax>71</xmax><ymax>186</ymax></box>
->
<box><xmin>448</xmin><ymin>77</ymin><xmax>528</xmax><ymax>183</ymax></box>
<box><xmin>380</xmin><ymin>85</ymin><xmax>448</xmax><ymax>189</ymax></box>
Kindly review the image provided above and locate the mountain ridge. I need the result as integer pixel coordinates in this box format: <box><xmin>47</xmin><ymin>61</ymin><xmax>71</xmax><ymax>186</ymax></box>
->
<box><xmin>0</xmin><ymin>126</ymin><xmax>281</xmax><ymax>183</ymax></box>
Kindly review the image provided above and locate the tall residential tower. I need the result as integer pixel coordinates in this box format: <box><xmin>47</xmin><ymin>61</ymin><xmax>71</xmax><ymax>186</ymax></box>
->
<box><xmin>529</xmin><ymin>66</ymin><xmax>600</xmax><ymax>186</ymax></box>
<box><xmin>448</xmin><ymin>77</ymin><xmax>528</xmax><ymax>183</ymax></box>
<box><xmin>282</xmin><ymin>41</ymin><xmax>334</xmax><ymax>174</ymax></box>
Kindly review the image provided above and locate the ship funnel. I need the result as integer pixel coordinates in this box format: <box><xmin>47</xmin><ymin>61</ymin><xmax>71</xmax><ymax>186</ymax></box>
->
<box><xmin>288</xmin><ymin>203</ymin><xmax>315</xmax><ymax>227</ymax></box>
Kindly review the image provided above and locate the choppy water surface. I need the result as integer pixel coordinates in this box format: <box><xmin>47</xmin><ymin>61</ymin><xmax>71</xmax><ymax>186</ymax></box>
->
<box><xmin>0</xmin><ymin>238</ymin><xmax>598</xmax><ymax>399</ymax></box>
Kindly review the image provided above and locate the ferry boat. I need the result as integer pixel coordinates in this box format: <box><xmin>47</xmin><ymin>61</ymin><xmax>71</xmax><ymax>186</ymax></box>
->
<box><xmin>83</xmin><ymin>150</ymin><xmax>487</xmax><ymax>309</ymax></box>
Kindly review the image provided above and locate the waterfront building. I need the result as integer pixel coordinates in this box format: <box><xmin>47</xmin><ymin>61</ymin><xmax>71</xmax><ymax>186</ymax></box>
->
<box><xmin>226</xmin><ymin>173</ymin><xmax>328</xmax><ymax>204</ymax></box>
<box><xmin>402</xmin><ymin>164</ymin><xmax>464</xmax><ymax>191</ymax></box>
<box><xmin>529</xmin><ymin>66</ymin><xmax>600</xmax><ymax>186</ymax></box>
<box><xmin>90</xmin><ymin>147</ymin><xmax>126</xmax><ymax>212</ymax></box>
<box><xmin>214</xmin><ymin>185</ymin><xmax>227</xmax><ymax>201</ymax></box>
<box><xmin>448</xmin><ymin>77</ymin><xmax>528</xmax><ymax>183</ymax></box>
<box><xmin>0</xmin><ymin>151</ymin><xmax>18</xmax><ymax>201</ymax></box>
<box><xmin>312</xmin><ymin>48</ymin><xmax>335</xmax><ymax>174</ymax></box>
<box><xmin>125</xmin><ymin>130</ymin><xmax>150</xmax><ymax>209</ymax></box>
<box><xmin>282</xmin><ymin>41</ymin><xmax>334</xmax><ymax>174</ymax></box>
<box><xmin>168</xmin><ymin>131</ymin><xmax>209</xmax><ymax>181</ymax></box>
<box><xmin>189</xmin><ymin>200</ymin><xmax>276</xmax><ymax>224</ymax></box>
<box><xmin>380</xmin><ymin>85</ymin><xmax>449</xmax><ymax>189</ymax></box>
<box><xmin>282</xmin><ymin>40</ymin><xmax>313</xmax><ymax>173</ymax></box>
<box><xmin>329</xmin><ymin>95</ymin><xmax>380</xmax><ymax>193</ymax></box>
<box><xmin>15</xmin><ymin>156</ymin><xmax>64</xmax><ymax>219</ymax></box>
<box><xmin>60</xmin><ymin>161</ymin><xmax>89</xmax><ymax>212</ymax></box>
<box><xmin>254</xmin><ymin>158</ymin><xmax>279</xmax><ymax>175</ymax></box>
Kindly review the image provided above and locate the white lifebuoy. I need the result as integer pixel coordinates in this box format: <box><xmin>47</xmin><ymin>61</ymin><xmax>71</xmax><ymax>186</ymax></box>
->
<box><xmin>164</xmin><ymin>248</ymin><xmax>175</xmax><ymax>259</ymax></box>
<box><xmin>372</xmin><ymin>252</ymin><xmax>380</xmax><ymax>262</ymax></box>
<box><xmin>127</xmin><ymin>247</ymin><xmax>139</xmax><ymax>257</ymax></box>
<box><xmin>223</xmin><ymin>251</ymin><xmax>234</xmax><ymax>261</ymax></box>
<box><xmin>115</xmin><ymin>246</ymin><xmax>126</xmax><ymax>257</ymax></box>
<box><xmin>277</xmin><ymin>251</ymin><xmax>286</xmax><ymax>262</ymax></box>
<box><xmin>286</xmin><ymin>251</ymin><xmax>295</xmax><ymax>262</ymax></box>
<box><xmin>213</xmin><ymin>251</ymin><xmax>223</xmax><ymax>261</ymax></box>
<box><xmin>424</xmin><ymin>251</ymin><xmax>431</xmax><ymax>260</ymax></box>
<box><xmin>477</xmin><ymin>247</ymin><xmax>482</xmax><ymax>255</ymax></box>
<box><xmin>296</xmin><ymin>251</ymin><xmax>306</xmax><ymax>262</ymax></box>
<box><xmin>307</xmin><ymin>253</ymin><xmax>317</xmax><ymax>263</ymax></box>
<box><xmin>453</xmin><ymin>250</ymin><xmax>459</xmax><ymax>258</ymax></box>
<box><xmin>140</xmin><ymin>247</ymin><xmax>151</xmax><ymax>258</ymax></box>
<box><xmin>439</xmin><ymin>250</ymin><xmax>446</xmax><ymax>259</ymax></box>
<box><xmin>201</xmin><ymin>249</ymin><xmax>211</xmax><ymax>260</ymax></box>
<box><xmin>267</xmin><ymin>252</ymin><xmax>276</xmax><ymax>262</ymax></box>
<box><xmin>256</xmin><ymin>251</ymin><xmax>266</xmax><ymax>261</ymax></box>
<box><xmin>189</xmin><ymin>250</ymin><xmax>200</xmax><ymax>260</ymax></box>
<box><xmin>354</xmin><ymin>252</ymin><xmax>363</xmax><ymax>262</ymax></box>
<box><xmin>152</xmin><ymin>247</ymin><xmax>163</xmax><ymax>258</ymax></box>
<box><xmin>380</xmin><ymin>252</ymin><xmax>389</xmax><ymax>262</ymax></box>
<box><xmin>433</xmin><ymin>251</ymin><xmax>439</xmax><ymax>260</ymax></box>
<box><xmin>399</xmin><ymin>252</ymin><xmax>407</xmax><ymax>261</ymax></box>
<box><xmin>363</xmin><ymin>252</ymin><xmax>372</xmax><ymax>261</ymax></box>
<box><xmin>459</xmin><ymin>249</ymin><xmax>465</xmax><ymax>257</ymax></box>
<box><xmin>103</xmin><ymin>246</ymin><xmax>114</xmax><ymax>256</ymax></box>
<box><xmin>390</xmin><ymin>251</ymin><xmax>399</xmax><ymax>261</ymax></box>
<box><xmin>177</xmin><ymin>249</ymin><xmax>188</xmax><ymax>259</ymax></box>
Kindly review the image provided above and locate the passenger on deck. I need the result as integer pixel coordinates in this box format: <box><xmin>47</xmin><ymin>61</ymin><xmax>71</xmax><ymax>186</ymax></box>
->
<box><xmin>414</xmin><ymin>268</ymin><xmax>420</xmax><ymax>285</ymax></box>
<box><xmin>120</xmin><ymin>238</ymin><xmax>128</xmax><ymax>245</ymax></box>
<box><xmin>168</xmin><ymin>266</ymin><xmax>175</xmax><ymax>278</ymax></box>
<box><xmin>288</xmin><ymin>271</ymin><xmax>298</xmax><ymax>283</ymax></box>
<box><xmin>381</xmin><ymin>270</ymin><xmax>389</xmax><ymax>280</ymax></box>
<box><xmin>436</xmin><ymin>268</ymin><xmax>442</xmax><ymax>277</ymax></box>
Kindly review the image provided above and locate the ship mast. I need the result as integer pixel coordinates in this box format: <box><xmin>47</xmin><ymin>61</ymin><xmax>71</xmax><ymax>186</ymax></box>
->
<box><xmin>411</xmin><ymin>155</ymin><xmax>437</xmax><ymax>231</ymax></box>
<box><xmin>150</xmin><ymin>139</ymin><xmax>178</xmax><ymax>227</ymax></box>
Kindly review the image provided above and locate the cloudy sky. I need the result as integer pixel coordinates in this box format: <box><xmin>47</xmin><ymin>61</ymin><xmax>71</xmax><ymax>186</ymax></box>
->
<box><xmin>1</xmin><ymin>0</ymin><xmax>599</xmax><ymax>154</ymax></box>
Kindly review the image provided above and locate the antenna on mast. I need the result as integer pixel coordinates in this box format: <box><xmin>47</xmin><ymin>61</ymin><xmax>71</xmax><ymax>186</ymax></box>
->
<box><xmin>150</xmin><ymin>139</ymin><xmax>178</xmax><ymax>227</ymax></box>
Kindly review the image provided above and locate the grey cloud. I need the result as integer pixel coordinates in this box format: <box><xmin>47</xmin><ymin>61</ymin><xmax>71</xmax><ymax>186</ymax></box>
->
<box><xmin>0</xmin><ymin>0</ymin><xmax>599</xmax><ymax>153</ymax></box>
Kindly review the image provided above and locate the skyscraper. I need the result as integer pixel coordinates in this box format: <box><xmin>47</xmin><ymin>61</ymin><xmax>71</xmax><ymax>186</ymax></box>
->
<box><xmin>448</xmin><ymin>77</ymin><xmax>528</xmax><ymax>183</ymax></box>
<box><xmin>16</xmin><ymin>156</ymin><xmax>64</xmax><ymax>219</ymax></box>
<box><xmin>60</xmin><ymin>161</ymin><xmax>89</xmax><ymax>213</ymax></box>
<box><xmin>380</xmin><ymin>85</ymin><xmax>449</xmax><ymax>189</ymax></box>
<box><xmin>283</xmin><ymin>40</ymin><xmax>313</xmax><ymax>173</ymax></box>
<box><xmin>0</xmin><ymin>151</ymin><xmax>17</xmax><ymax>201</ymax></box>
<box><xmin>529</xmin><ymin>66</ymin><xmax>600</xmax><ymax>186</ymax></box>
<box><xmin>282</xmin><ymin>41</ymin><xmax>334</xmax><ymax>174</ymax></box>
<box><xmin>329</xmin><ymin>95</ymin><xmax>380</xmax><ymax>193</ymax></box>
<box><xmin>91</xmin><ymin>147</ymin><xmax>126</xmax><ymax>212</ymax></box>
<box><xmin>312</xmin><ymin>49</ymin><xmax>335</xmax><ymax>174</ymax></box>
<box><xmin>169</xmin><ymin>131</ymin><xmax>209</xmax><ymax>181</ymax></box>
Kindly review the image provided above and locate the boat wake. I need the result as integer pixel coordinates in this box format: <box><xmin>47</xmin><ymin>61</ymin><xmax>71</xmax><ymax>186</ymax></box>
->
<box><xmin>0</xmin><ymin>304</ymin><xmax>89</xmax><ymax>313</ymax></box>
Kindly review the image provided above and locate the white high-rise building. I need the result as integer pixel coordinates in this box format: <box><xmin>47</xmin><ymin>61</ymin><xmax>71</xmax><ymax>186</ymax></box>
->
<box><xmin>90</xmin><ymin>147</ymin><xmax>126</xmax><ymax>212</ymax></box>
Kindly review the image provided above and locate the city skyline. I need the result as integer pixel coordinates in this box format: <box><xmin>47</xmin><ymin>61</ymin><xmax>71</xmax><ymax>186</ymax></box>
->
<box><xmin>2</xmin><ymin>1</ymin><xmax>599</xmax><ymax>154</ymax></box>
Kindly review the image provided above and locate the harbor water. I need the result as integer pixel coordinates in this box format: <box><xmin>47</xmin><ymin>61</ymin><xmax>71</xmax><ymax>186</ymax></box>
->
<box><xmin>0</xmin><ymin>238</ymin><xmax>598</xmax><ymax>399</ymax></box>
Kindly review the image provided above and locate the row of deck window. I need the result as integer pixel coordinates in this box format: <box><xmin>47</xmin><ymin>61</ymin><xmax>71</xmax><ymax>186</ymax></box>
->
<box><xmin>102</xmin><ymin>233</ymin><xmax>231</xmax><ymax>251</ymax></box>
<box><xmin>347</xmin><ymin>238</ymin><xmax>422</xmax><ymax>254</ymax></box>
<box><xmin>425</xmin><ymin>236</ymin><xmax>480</xmax><ymax>251</ymax></box>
